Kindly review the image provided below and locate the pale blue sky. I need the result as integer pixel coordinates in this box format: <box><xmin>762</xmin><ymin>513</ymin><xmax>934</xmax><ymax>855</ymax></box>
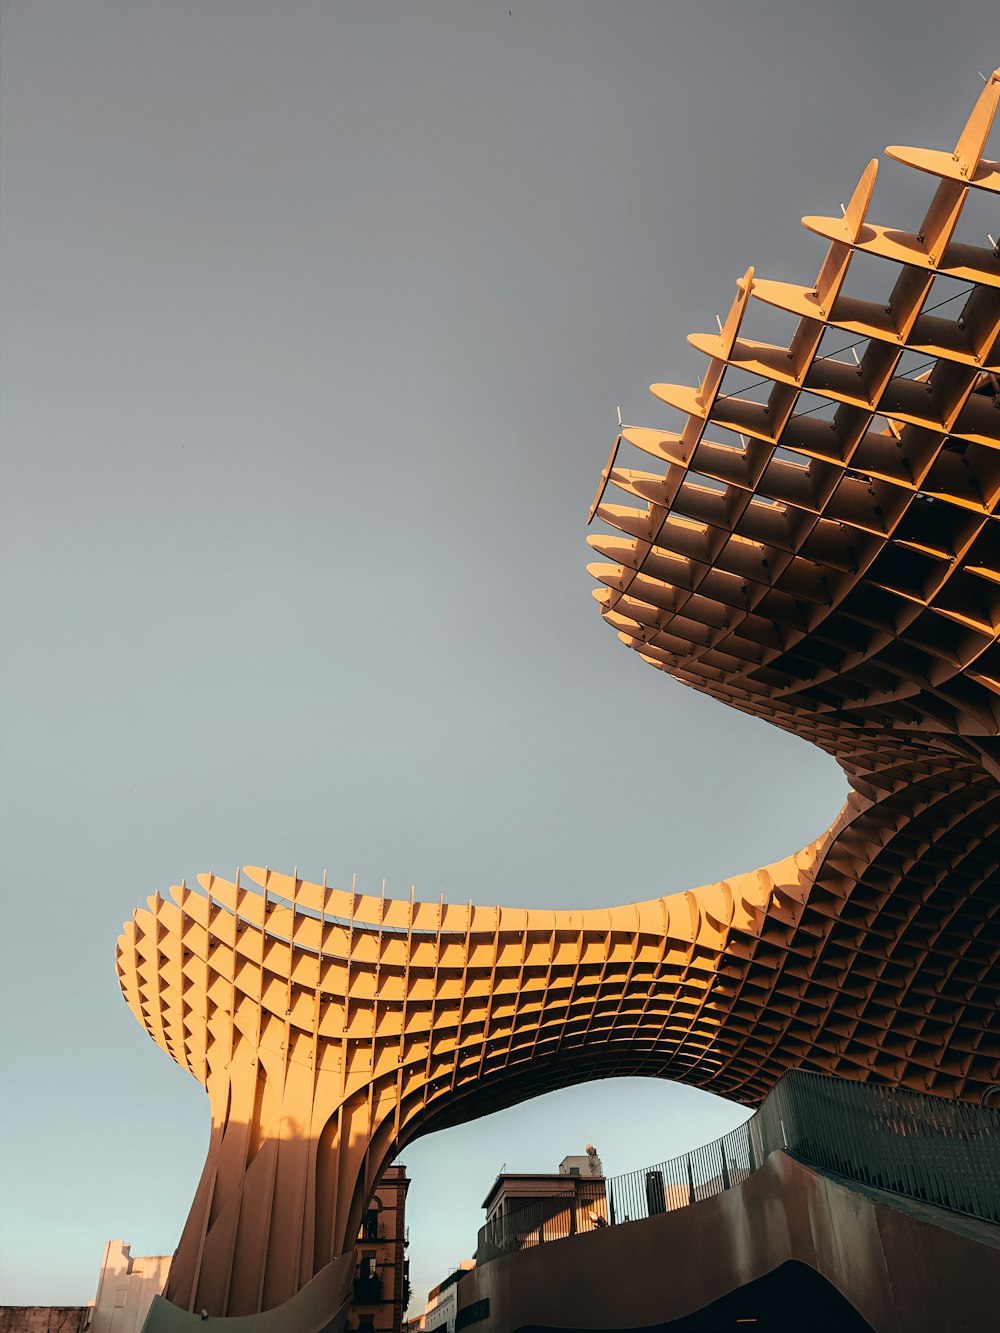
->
<box><xmin>1</xmin><ymin>0</ymin><xmax>994</xmax><ymax>1311</ymax></box>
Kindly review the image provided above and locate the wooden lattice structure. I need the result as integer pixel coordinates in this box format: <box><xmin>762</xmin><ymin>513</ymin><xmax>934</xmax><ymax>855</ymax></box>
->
<box><xmin>118</xmin><ymin>71</ymin><xmax>1000</xmax><ymax>1323</ymax></box>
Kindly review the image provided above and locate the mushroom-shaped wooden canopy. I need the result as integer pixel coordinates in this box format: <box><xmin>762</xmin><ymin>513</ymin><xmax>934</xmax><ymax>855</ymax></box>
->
<box><xmin>118</xmin><ymin>68</ymin><xmax>1000</xmax><ymax>1325</ymax></box>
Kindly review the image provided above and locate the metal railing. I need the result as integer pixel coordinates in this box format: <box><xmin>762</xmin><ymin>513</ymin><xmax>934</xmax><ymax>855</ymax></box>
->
<box><xmin>476</xmin><ymin>1070</ymin><xmax>1000</xmax><ymax>1265</ymax></box>
<box><xmin>476</xmin><ymin>1188</ymin><xmax>603</xmax><ymax>1265</ymax></box>
<box><xmin>352</xmin><ymin>1274</ymin><xmax>382</xmax><ymax>1304</ymax></box>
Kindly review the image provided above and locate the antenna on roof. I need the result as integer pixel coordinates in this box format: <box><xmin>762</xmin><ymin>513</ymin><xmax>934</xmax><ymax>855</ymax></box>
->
<box><xmin>616</xmin><ymin>405</ymin><xmax>623</xmax><ymax>428</ymax></box>
<box><xmin>978</xmin><ymin>70</ymin><xmax>988</xmax><ymax>82</ymax></box>
<box><xmin>715</xmin><ymin>313</ymin><xmax>723</xmax><ymax>333</ymax></box>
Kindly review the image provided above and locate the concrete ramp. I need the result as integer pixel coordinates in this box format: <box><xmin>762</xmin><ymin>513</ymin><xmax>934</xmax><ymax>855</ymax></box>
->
<box><xmin>453</xmin><ymin>1151</ymin><xmax>1000</xmax><ymax>1333</ymax></box>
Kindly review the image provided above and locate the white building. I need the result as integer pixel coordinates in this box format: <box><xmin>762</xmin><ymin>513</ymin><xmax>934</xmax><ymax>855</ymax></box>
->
<box><xmin>558</xmin><ymin>1145</ymin><xmax>603</xmax><ymax>1178</ymax></box>
<box><xmin>89</xmin><ymin>1240</ymin><xmax>170</xmax><ymax>1333</ymax></box>
<box><xmin>406</xmin><ymin>1262</ymin><xmax>475</xmax><ymax>1333</ymax></box>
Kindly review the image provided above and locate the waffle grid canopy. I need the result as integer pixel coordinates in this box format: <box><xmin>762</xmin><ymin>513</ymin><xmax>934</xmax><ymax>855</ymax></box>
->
<box><xmin>117</xmin><ymin>70</ymin><xmax>1000</xmax><ymax>1320</ymax></box>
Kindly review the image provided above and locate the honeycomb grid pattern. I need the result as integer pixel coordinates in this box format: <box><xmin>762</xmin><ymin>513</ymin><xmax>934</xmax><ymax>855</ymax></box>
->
<box><xmin>117</xmin><ymin>71</ymin><xmax>1000</xmax><ymax>1320</ymax></box>
<box><xmin>588</xmin><ymin>68</ymin><xmax>1000</xmax><ymax>1110</ymax></box>
<box><xmin>118</xmin><ymin>849</ymin><xmax>811</xmax><ymax>1314</ymax></box>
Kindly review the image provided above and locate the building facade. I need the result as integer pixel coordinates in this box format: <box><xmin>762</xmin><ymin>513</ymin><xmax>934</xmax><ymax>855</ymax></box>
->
<box><xmin>405</xmin><ymin>1263</ymin><xmax>474</xmax><ymax>1333</ymax></box>
<box><xmin>476</xmin><ymin>1155</ymin><xmax>609</xmax><ymax>1267</ymax></box>
<box><xmin>349</xmin><ymin>1165</ymin><xmax>410</xmax><ymax>1333</ymax></box>
<box><xmin>481</xmin><ymin>1168</ymin><xmax>607</xmax><ymax>1232</ymax></box>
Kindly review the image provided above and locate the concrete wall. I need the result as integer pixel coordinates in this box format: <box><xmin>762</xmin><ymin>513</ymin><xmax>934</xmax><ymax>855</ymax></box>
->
<box><xmin>0</xmin><ymin>1310</ymin><xmax>89</xmax><ymax>1333</ymax></box>
<box><xmin>453</xmin><ymin>1151</ymin><xmax>1000</xmax><ymax>1333</ymax></box>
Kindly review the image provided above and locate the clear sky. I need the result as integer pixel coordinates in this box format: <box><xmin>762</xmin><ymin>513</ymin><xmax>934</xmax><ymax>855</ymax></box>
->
<box><xmin>1</xmin><ymin>0</ymin><xmax>995</xmax><ymax>1312</ymax></box>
